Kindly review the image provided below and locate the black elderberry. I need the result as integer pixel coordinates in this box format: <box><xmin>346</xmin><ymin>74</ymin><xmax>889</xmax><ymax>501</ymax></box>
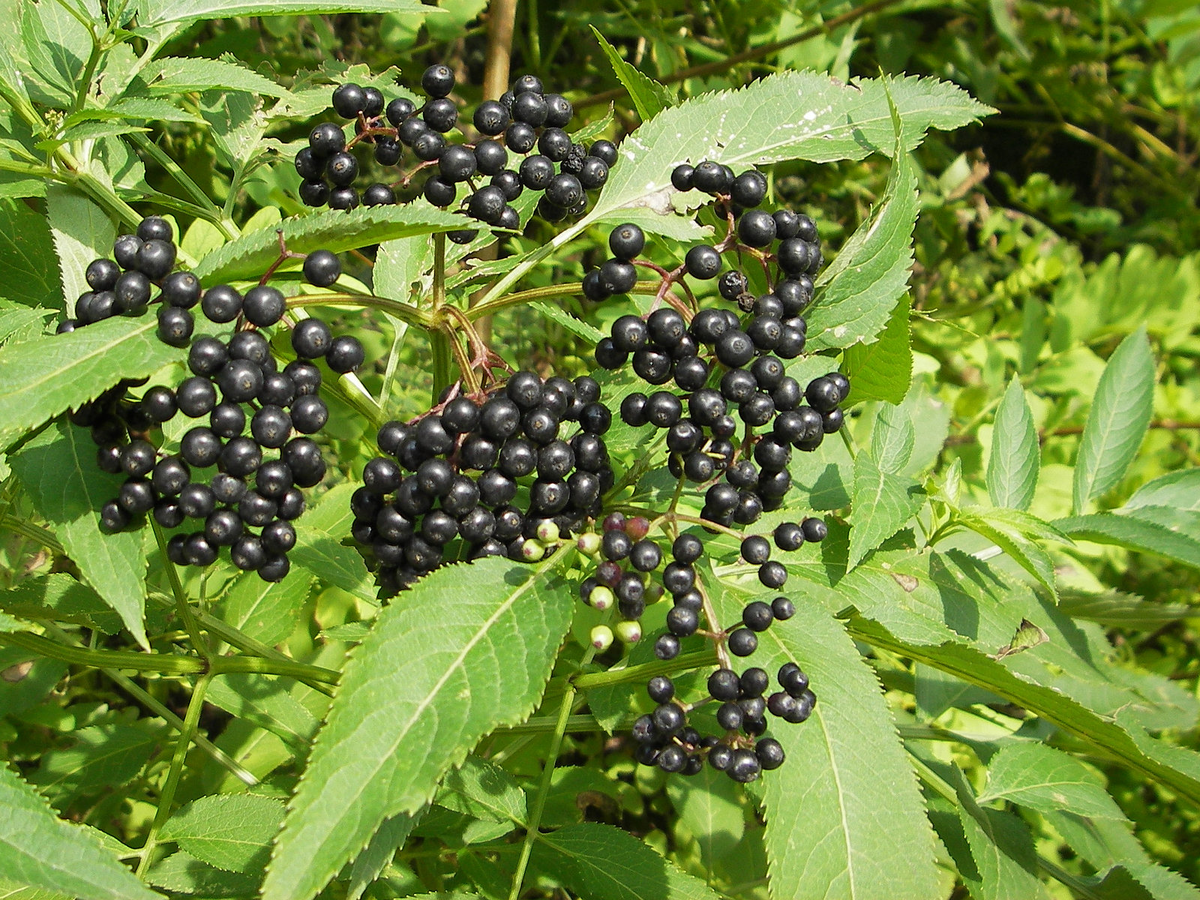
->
<box><xmin>474</xmin><ymin>100</ymin><xmax>509</xmax><ymax>135</ymax></box>
<box><xmin>708</xmin><ymin>668</ymin><xmax>740</xmax><ymax>701</ymax></box>
<box><xmin>156</xmin><ymin>307</ymin><xmax>193</xmax><ymax>346</ymax></box>
<box><xmin>715</xmin><ymin>330</ymin><xmax>754</xmax><ymax>368</ymax></box>
<box><xmin>741</xmin><ymin>535</ymin><xmax>771</xmax><ymax>564</ymax></box>
<box><xmin>771</xmin><ymin>597</ymin><xmax>796</xmax><ymax>621</ymax></box>
<box><xmin>647</xmin><ymin>675</ymin><xmax>675</xmax><ymax>704</ymax></box>
<box><xmin>578</xmin><ymin>156</ymin><xmax>609</xmax><ymax>190</ymax></box>
<box><xmin>731</xmin><ymin>170</ymin><xmax>768</xmax><ymax>207</ymax></box>
<box><xmin>692</xmin><ymin>161</ymin><xmax>730</xmax><ymax>194</ymax></box>
<box><xmin>201</xmin><ymin>285</ymin><xmax>242</xmax><ymax>324</ymax></box>
<box><xmin>86</xmin><ymin>258</ymin><xmax>120</xmax><ymax>291</ymax></box>
<box><xmin>608</xmin><ymin>223</ymin><xmax>645</xmax><ymax>261</ymax></box>
<box><xmin>421</xmin><ymin>64</ymin><xmax>455</xmax><ymax>98</ymax></box>
<box><xmin>655</xmin><ymin>633</ymin><xmax>681</xmax><ymax>660</ymax></box>
<box><xmin>738</xmin><ymin>210</ymin><xmax>777</xmax><ymax>248</ymax></box>
<box><xmin>423</xmin><ymin>97</ymin><xmax>458</xmax><ymax>133</ymax></box>
<box><xmin>299</xmin><ymin>180</ymin><xmax>329</xmax><ymax>207</ymax></box>
<box><xmin>801</xmin><ymin>517</ymin><xmax>827</xmax><ymax>542</ymax></box>
<box><xmin>684</xmin><ymin>245</ymin><xmax>721</xmax><ymax>280</ymax></box>
<box><xmin>742</xmin><ymin>601</ymin><xmax>774</xmax><ymax>632</ymax></box>
<box><xmin>326</xmin><ymin>336</ymin><xmax>365</xmax><ymax>374</ymax></box>
<box><xmin>773</xmin><ymin>209</ymin><xmax>800</xmax><ymax>239</ymax></box>
<box><xmin>727</xmin><ymin>748</ymin><xmax>761</xmax><ymax>783</ymax></box>
<box><xmin>716</xmin><ymin>701</ymin><xmax>744</xmax><ymax>731</ymax></box>
<box><xmin>545</xmin><ymin>173</ymin><xmax>583</xmax><ymax>209</ymax></box>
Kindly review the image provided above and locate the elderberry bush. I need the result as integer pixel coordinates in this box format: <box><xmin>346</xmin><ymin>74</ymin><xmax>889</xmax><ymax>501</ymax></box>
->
<box><xmin>63</xmin><ymin>217</ymin><xmax>363</xmax><ymax>582</ymax></box>
<box><xmin>296</xmin><ymin>67</ymin><xmax>617</xmax><ymax>237</ymax></box>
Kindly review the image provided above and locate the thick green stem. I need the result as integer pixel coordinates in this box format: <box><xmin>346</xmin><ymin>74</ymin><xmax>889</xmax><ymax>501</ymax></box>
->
<box><xmin>573</xmin><ymin>649</ymin><xmax>718</xmax><ymax>690</ymax></box>
<box><xmin>152</xmin><ymin>523</ymin><xmax>209</xmax><ymax>661</ymax></box>
<box><xmin>137</xmin><ymin>672</ymin><xmax>213</xmax><ymax>876</ymax></box>
<box><xmin>287</xmin><ymin>292</ymin><xmax>432</xmax><ymax>328</ymax></box>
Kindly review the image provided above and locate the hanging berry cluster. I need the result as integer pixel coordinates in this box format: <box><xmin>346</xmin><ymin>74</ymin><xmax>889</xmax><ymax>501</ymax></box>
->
<box><xmin>294</xmin><ymin>66</ymin><xmax>617</xmax><ymax>240</ymax></box>
<box><xmin>62</xmin><ymin>217</ymin><xmax>362</xmax><ymax>582</ymax></box>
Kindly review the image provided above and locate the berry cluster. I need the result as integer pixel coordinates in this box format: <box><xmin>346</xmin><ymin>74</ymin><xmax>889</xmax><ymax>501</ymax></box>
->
<box><xmin>351</xmin><ymin>372</ymin><xmax>616</xmax><ymax>594</ymax></box>
<box><xmin>295</xmin><ymin>67</ymin><xmax>617</xmax><ymax>239</ymax></box>
<box><xmin>63</xmin><ymin>218</ymin><xmax>363</xmax><ymax>582</ymax></box>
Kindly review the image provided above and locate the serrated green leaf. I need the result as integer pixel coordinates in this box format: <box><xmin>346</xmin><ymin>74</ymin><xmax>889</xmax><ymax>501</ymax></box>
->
<box><xmin>29</xmin><ymin>724</ymin><xmax>158</xmax><ymax>804</ymax></box>
<box><xmin>1072</xmin><ymin>326</ymin><xmax>1155</xmax><ymax>514</ymax></box>
<box><xmin>808</xmin><ymin>149</ymin><xmax>917</xmax><ymax>351</ymax></box>
<box><xmin>46</xmin><ymin>186</ymin><xmax>115</xmax><ymax>317</ymax></box>
<box><xmin>262</xmin><ymin>555</ymin><xmax>575</xmax><ymax>900</ymax></box>
<box><xmin>1126</xmin><ymin>468</ymin><xmax>1200</xmax><ymax>511</ymax></box>
<box><xmin>0</xmin><ymin>317</ymin><xmax>182</xmax><ymax>452</ymax></box>
<box><xmin>135</xmin><ymin>56</ymin><xmax>291</xmax><ymax>99</ymax></box>
<box><xmin>0</xmin><ymin>303</ymin><xmax>54</xmax><ymax>347</ymax></box>
<box><xmin>950</xmin><ymin>766</ymin><xmax>1051</xmax><ymax>900</ymax></box>
<box><xmin>665</xmin><ymin>766</ymin><xmax>743</xmax><ymax>876</ymax></box>
<box><xmin>869</xmin><ymin>402</ymin><xmax>915</xmax><ymax>475</ymax></box>
<box><xmin>206</xmin><ymin>674</ymin><xmax>320</xmax><ymax>748</ymax></box>
<box><xmin>0</xmin><ymin>764</ymin><xmax>162</xmax><ymax>900</ymax></box>
<box><xmin>0</xmin><ymin>574</ymin><xmax>124</xmax><ymax>633</ymax></box>
<box><xmin>591</xmin><ymin>73</ymin><xmax>989</xmax><ymax>226</ymax></box>
<box><xmin>849</xmin><ymin>616</ymin><xmax>1200</xmax><ymax>806</ymax></box>
<box><xmin>1055</xmin><ymin>511</ymin><xmax>1200</xmax><ymax>569</ymax></box>
<box><xmin>841</xmin><ymin>296</ymin><xmax>912</xmax><ymax>402</ymax></box>
<box><xmin>988</xmin><ymin>377</ymin><xmax>1039</xmax><ymax>511</ymax></box>
<box><xmin>11</xmin><ymin>423</ymin><xmax>149</xmax><ymax>646</ymax></box>
<box><xmin>590</xmin><ymin>26</ymin><xmax>675</xmax><ymax>121</ymax></box>
<box><xmin>954</xmin><ymin>507</ymin><xmax>1066</xmax><ymax>597</ymax></box>
<box><xmin>291</xmin><ymin>523</ymin><xmax>376</xmax><ymax>602</ymax></box>
<box><xmin>194</xmin><ymin>205</ymin><xmax>461</xmax><ymax>284</ymax></box>
<box><xmin>346</xmin><ymin>812</ymin><xmax>419</xmax><ymax>900</ymax></box>
<box><xmin>848</xmin><ymin>451</ymin><xmax>925</xmax><ymax>568</ymax></box>
<box><xmin>531</xmin><ymin>823</ymin><xmax>721</xmax><ymax>900</ymax></box>
<box><xmin>436</xmin><ymin>756</ymin><xmax>526</xmax><ymax>825</ymax></box>
<box><xmin>1058</xmin><ymin>589</ymin><xmax>1194</xmax><ymax>628</ymax></box>
<box><xmin>159</xmin><ymin>794</ymin><xmax>284</xmax><ymax>873</ymax></box>
<box><xmin>146</xmin><ymin>850</ymin><xmax>258</xmax><ymax>898</ymax></box>
<box><xmin>0</xmin><ymin>199</ymin><xmax>62</xmax><ymax>311</ymax></box>
<box><xmin>136</xmin><ymin>0</ymin><xmax>438</xmax><ymax>26</ymax></box>
<box><xmin>706</xmin><ymin>576</ymin><xmax>940</xmax><ymax>900</ymax></box>
<box><xmin>219</xmin><ymin>567</ymin><xmax>313</xmax><ymax>647</ymax></box>
<box><xmin>976</xmin><ymin>743</ymin><xmax>1126</xmax><ymax>819</ymax></box>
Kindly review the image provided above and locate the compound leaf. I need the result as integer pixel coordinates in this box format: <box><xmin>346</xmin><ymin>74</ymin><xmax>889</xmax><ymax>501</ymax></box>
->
<box><xmin>707</xmin><ymin>575</ymin><xmax>940</xmax><ymax>900</ymax></box>
<box><xmin>193</xmin><ymin>205</ymin><xmax>461</xmax><ymax>284</ymax></box>
<box><xmin>590</xmin><ymin>26</ymin><xmax>675</xmax><ymax>121</ymax></box>
<box><xmin>976</xmin><ymin>743</ymin><xmax>1125</xmax><ymax>820</ymax></box>
<box><xmin>1055</xmin><ymin>512</ymin><xmax>1200</xmax><ymax>570</ymax></box>
<box><xmin>0</xmin><ymin>198</ymin><xmax>64</xmax><ymax>310</ymax></box>
<box><xmin>841</xmin><ymin>296</ymin><xmax>912</xmax><ymax>403</ymax></box>
<box><xmin>988</xmin><ymin>377</ymin><xmax>1038</xmax><ymax>511</ymax></box>
<box><xmin>46</xmin><ymin>185</ymin><xmax>116</xmax><ymax>316</ymax></box>
<box><xmin>11</xmin><ymin>423</ymin><xmax>149</xmax><ymax>646</ymax></box>
<box><xmin>262</xmin><ymin>555</ymin><xmax>575</xmax><ymax>900</ymax></box>
<box><xmin>0</xmin><ymin>763</ymin><xmax>162</xmax><ymax>900</ymax></box>
<box><xmin>0</xmin><ymin>317</ymin><xmax>181</xmax><ymax>452</ymax></box>
<box><xmin>954</xmin><ymin>507</ymin><xmax>1066</xmax><ymax>597</ymax></box>
<box><xmin>531</xmin><ymin>823</ymin><xmax>721</xmax><ymax>900</ymax></box>
<box><xmin>1072</xmin><ymin>326</ymin><xmax>1155</xmax><ymax>514</ymax></box>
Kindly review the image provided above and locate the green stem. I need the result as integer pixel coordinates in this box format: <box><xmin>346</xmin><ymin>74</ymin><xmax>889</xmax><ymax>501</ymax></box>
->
<box><xmin>152</xmin><ymin>523</ymin><xmax>209</xmax><ymax>661</ymax></box>
<box><xmin>209</xmin><ymin>656</ymin><xmax>340</xmax><ymax>684</ymax></box>
<box><xmin>193</xmin><ymin>608</ymin><xmax>335</xmax><ymax>697</ymax></box>
<box><xmin>573</xmin><ymin>649</ymin><xmax>718</xmax><ymax>690</ymax></box>
<box><xmin>127</xmin><ymin>133</ymin><xmax>238</xmax><ymax>238</ymax></box>
<box><xmin>137</xmin><ymin>672</ymin><xmax>213</xmax><ymax>876</ymax></box>
<box><xmin>287</xmin><ymin>293</ymin><xmax>432</xmax><ymax>329</ymax></box>
<box><xmin>0</xmin><ymin>514</ymin><xmax>65</xmax><ymax>554</ymax></box>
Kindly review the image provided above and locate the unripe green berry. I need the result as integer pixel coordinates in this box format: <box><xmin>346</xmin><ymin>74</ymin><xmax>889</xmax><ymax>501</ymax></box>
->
<box><xmin>589</xmin><ymin>585</ymin><xmax>615</xmax><ymax>611</ymax></box>
<box><xmin>521</xmin><ymin>539</ymin><xmax>546</xmax><ymax>562</ymax></box>
<box><xmin>577</xmin><ymin>532</ymin><xmax>602</xmax><ymax>555</ymax></box>
<box><xmin>590</xmin><ymin>625</ymin><xmax>614</xmax><ymax>652</ymax></box>
<box><xmin>615</xmin><ymin>620</ymin><xmax>643</xmax><ymax>643</ymax></box>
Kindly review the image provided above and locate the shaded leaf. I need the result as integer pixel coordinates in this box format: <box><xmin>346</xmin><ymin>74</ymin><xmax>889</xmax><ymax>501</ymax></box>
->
<box><xmin>262</xmin><ymin>556</ymin><xmax>575</xmax><ymax>900</ymax></box>
<box><xmin>0</xmin><ymin>763</ymin><xmax>162</xmax><ymax>900</ymax></box>
<box><xmin>11</xmin><ymin>424</ymin><xmax>149</xmax><ymax>646</ymax></box>
<box><xmin>954</xmin><ymin>507</ymin><xmax>1067</xmax><ymax>597</ymax></box>
<box><xmin>146</xmin><ymin>850</ymin><xmax>258</xmax><ymax>898</ymax></box>
<box><xmin>869</xmin><ymin>402</ymin><xmax>915</xmax><ymax>475</ymax></box>
<box><xmin>45</xmin><ymin>186</ymin><xmax>116</xmax><ymax>316</ymax></box>
<box><xmin>1072</xmin><ymin>326</ymin><xmax>1155</xmax><ymax>514</ymax></box>
<box><xmin>976</xmin><ymin>743</ymin><xmax>1125</xmax><ymax>819</ymax></box>
<box><xmin>436</xmin><ymin>756</ymin><xmax>526</xmax><ymax>825</ymax></box>
<box><xmin>1056</xmin><ymin>512</ymin><xmax>1200</xmax><ymax>570</ymax></box>
<box><xmin>346</xmin><ymin>812</ymin><xmax>419</xmax><ymax>900</ymax></box>
<box><xmin>987</xmin><ymin>377</ymin><xmax>1038</xmax><ymax>511</ymax></box>
<box><xmin>531</xmin><ymin>823</ymin><xmax>721</xmax><ymax>900</ymax></box>
<box><xmin>840</xmin><ymin>295</ymin><xmax>913</xmax><ymax>404</ymax></box>
<box><xmin>1058</xmin><ymin>589</ymin><xmax>1194</xmax><ymax>629</ymax></box>
<box><xmin>848</xmin><ymin>451</ymin><xmax>925</xmax><ymax>568</ymax></box>
<box><xmin>29</xmin><ymin>724</ymin><xmax>158</xmax><ymax>805</ymax></box>
<box><xmin>159</xmin><ymin>795</ymin><xmax>284</xmax><ymax>874</ymax></box>
<box><xmin>135</xmin><ymin>56</ymin><xmax>291</xmax><ymax>99</ymax></box>
<box><xmin>1126</xmin><ymin>469</ymin><xmax>1200</xmax><ymax>511</ymax></box>
<box><xmin>0</xmin><ymin>199</ymin><xmax>63</xmax><ymax>310</ymax></box>
<box><xmin>219</xmin><ymin>567</ymin><xmax>313</xmax><ymax>647</ymax></box>
<box><xmin>205</xmin><ymin>674</ymin><xmax>320</xmax><ymax>748</ymax></box>
<box><xmin>0</xmin><ymin>317</ymin><xmax>182</xmax><ymax>452</ymax></box>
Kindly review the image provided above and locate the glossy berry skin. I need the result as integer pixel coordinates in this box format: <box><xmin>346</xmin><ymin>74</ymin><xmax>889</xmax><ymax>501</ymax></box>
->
<box><xmin>291</xmin><ymin>318</ymin><xmax>332</xmax><ymax>359</ymax></box>
<box><xmin>303</xmin><ymin>250</ymin><xmax>341</xmax><ymax>287</ymax></box>
<box><xmin>743</xmin><ymin>601</ymin><xmax>775</xmax><ymax>632</ymax></box>
<box><xmin>731</xmin><ymin>170</ymin><xmax>768</xmax><ymax>207</ymax></box>
<box><xmin>608</xmin><ymin>223</ymin><xmax>645</xmax><ymax>261</ymax></box>
<box><xmin>774</xmin><ymin>521</ymin><xmax>804</xmax><ymax>551</ymax></box>
<box><xmin>741</xmin><ymin>535</ymin><xmax>771</xmax><ymax>564</ymax></box>
<box><xmin>201</xmin><ymin>285</ymin><xmax>241</xmax><ymax>324</ymax></box>
<box><xmin>326</xmin><ymin>336</ymin><xmax>365</xmax><ymax>373</ymax></box>
<box><xmin>422</xmin><ymin>64</ymin><xmax>455</xmax><ymax>98</ymax></box>
<box><xmin>728</xmin><ymin>628</ymin><xmax>758</xmax><ymax>657</ymax></box>
<box><xmin>801</xmin><ymin>517</ymin><xmax>828</xmax><ymax>542</ymax></box>
<box><xmin>423</xmin><ymin>98</ymin><xmax>458</xmax><ymax>133</ymax></box>
<box><xmin>684</xmin><ymin>245</ymin><xmax>721</xmax><ymax>279</ymax></box>
<box><xmin>309</xmin><ymin>122</ymin><xmax>345</xmax><ymax>156</ymax></box>
<box><xmin>738</xmin><ymin>210</ymin><xmax>777</xmax><ymax>248</ymax></box>
<box><xmin>758</xmin><ymin>561</ymin><xmax>787</xmax><ymax>589</ymax></box>
<box><xmin>242</xmin><ymin>285</ymin><xmax>285</xmax><ymax>327</ymax></box>
<box><xmin>332</xmin><ymin>83</ymin><xmax>366</xmax><ymax>118</ymax></box>
<box><xmin>474</xmin><ymin>100</ymin><xmax>509</xmax><ymax>135</ymax></box>
<box><xmin>708</xmin><ymin>668</ymin><xmax>740</xmax><ymax>701</ymax></box>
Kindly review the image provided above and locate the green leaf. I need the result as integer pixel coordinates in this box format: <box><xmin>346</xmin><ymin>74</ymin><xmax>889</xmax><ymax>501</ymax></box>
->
<box><xmin>262</xmin><ymin>555</ymin><xmax>575</xmax><ymax>900</ymax></box>
<box><xmin>135</xmin><ymin>56</ymin><xmax>290</xmax><ymax>99</ymax></box>
<box><xmin>665</xmin><ymin>767</ymin><xmax>744</xmax><ymax>876</ymax></box>
<box><xmin>849</xmin><ymin>616</ymin><xmax>1200</xmax><ymax>806</ymax></box>
<box><xmin>45</xmin><ymin>186</ymin><xmax>116</xmax><ymax>317</ymax></box>
<box><xmin>159</xmin><ymin>795</ymin><xmax>284</xmax><ymax>873</ymax></box>
<box><xmin>1058</xmin><ymin>589</ymin><xmax>1194</xmax><ymax>629</ymax></box>
<box><xmin>1055</xmin><ymin>512</ymin><xmax>1200</xmax><ymax>569</ymax></box>
<box><xmin>530</xmin><ymin>301</ymin><xmax>605</xmax><ymax>344</ymax></box>
<box><xmin>950</xmin><ymin>766</ymin><xmax>1051</xmax><ymax>900</ymax></box>
<box><xmin>707</xmin><ymin>576</ymin><xmax>940</xmax><ymax>900</ymax></box>
<box><xmin>976</xmin><ymin>743</ymin><xmax>1126</xmax><ymax>819</ymax></box>
<box><xmin>869</xmin><ymin>402</ymin><xmax>915</xmax><ymax>475</ymax></box>
<box><xmin>194</xmin><ymin>205</ymin><xmax>461</xmax><ymax>284</ymax></box>
<box><xmin>1072</xmin><ymin>326</ymin><xmax>1155</xmax><ymax>514</ymax></box>
<box><xmin>953</xmin><ymin>507</ymin><xmax>1067</xmax><ymax>597</ymax></box>
<box><xmin>435</xmin><ymin>756</ymin><xmax>526</xmax><ymax>825</ymax></box>
<box><xmin>146</xmin><ymin>850</ymin><xmax>259</xmax><ymax>897</ymax></box>
<box><xmin>0</xmin><ymin>573</ymin><xmax>124</xmax><ymax>633</ymax></box>
<box><xmin>205</xmin><ymin>674</ymin><xmax>320</xmax><ymax>748</ymax></box>
<box><xmin>291</xmin><ymin>524</ymin><xmax>375</xmax><ymax>603</ymax></box>
<box><xmin>346</xmin><ymin>812</ymin><xmax>419</xmax><ymax>900</ymax></box>
<box><xmin>840</xmin><ymin>296</ymin><xmax>913</xmax><ymax>402</ymax></box>
<box><xmin>219</xmin><ymin>567</ymin><xmax>313</xmax><ymax>647</ymax></box>
<box><xmin>1126</xmin><ymin>468</ymin><xmax>1200</xmax><ymax>511</ymax></box>
<box><xmin>987</xmin><ymin>377</ymin><xmax>1039</xmax><ymax>511</ymax></box>
<box><xmin>808</xmin><ymin>94</ymin><xmax>917</xmax><ymax>352</ymax></box>
<box><xmin>531</xmin><ymin>823</ymin><xmax>721</xmax><ymax>900</ymax></box>
<box><xmin>591</xmin><ymin>73</ymin><xmax>989</xmax><ymax>226</ymax></box>
<box><xmin>136</xmin><ymin>0</ymin><xmax>438</xmax><ymax>26</ymax></box>
<box><xmin>11</xmin><ymin>423</ymin><xmax>150</xmax><ymax>647</ymax></box>
<box><xmin>0</xmin><ymin>199</ymin><xmax>62</xmax><ymax>311</ymax></box>
<box><xmin>29</xmin><ymin>724</ymin><xmax>158</xmax><ymax>804</ymax></box>
<box><xmin>0</xmin><ymin>763</ymin><xmax>162</xmax><ymax>900</ymax></box>
<box><xmin>590</xmin><ymin>26</ymin><xmax>675</xmax><ymax>121</ymax></box>
<box><xmin>0</xmin><ymin>317</ymin><xmax>182</xmax><ymax>452</ymax></box>
<box><xmin>848</xmin><ymin>451</ymin><xmax>925</xmax><ymax>568</ymax></box>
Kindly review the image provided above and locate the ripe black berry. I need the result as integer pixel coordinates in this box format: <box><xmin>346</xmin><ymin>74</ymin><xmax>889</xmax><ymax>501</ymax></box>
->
<box><xmin>684</xmin><ymin>245</ymin><xmax>721</xmax><ymax>280</ymax></box>
<box><xmin>326</xmin><ymin>336</ymin><xmax>365</xmax><ymax>374</ymax></box>
<box><xmin>728</xmin><ymin>628</ymin><xmax>758</xmax><ymax>657</ymax></box>
<box><xmin>608</xmin><ymin>223</ymin><xmax>645</xmax><ymax>261</ymax></box>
